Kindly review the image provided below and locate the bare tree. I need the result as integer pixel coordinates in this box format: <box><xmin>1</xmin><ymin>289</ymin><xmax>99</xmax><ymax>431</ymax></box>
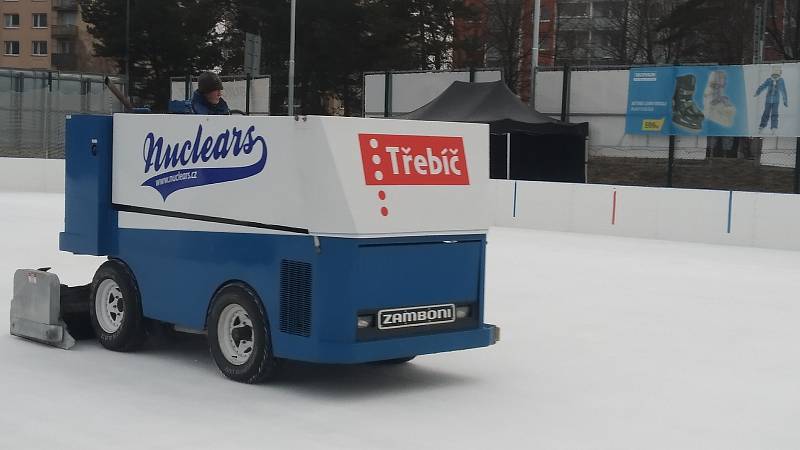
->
<box><xmin>559</xmin><ymin>0</ymin><xmax>686</xmax><ymax>66</ymax></box>
<box><xmin>473</xmin><ymin>0</ymin><xmax>531</xmax><ymax>93</ymax></box>
<box><xmin>657</xmin><ymin>0</ymin><xmax>755</xmax><ymax>64</ymax></box>
<box><xmin>765</xmin><ymin>0</ymin><xmax>800</xmax><ymax>60</ymax></box>
<box><xmin>618</xmin><ymin>0</ymin><xmax>685</xmax><ymax>64</ymax></box>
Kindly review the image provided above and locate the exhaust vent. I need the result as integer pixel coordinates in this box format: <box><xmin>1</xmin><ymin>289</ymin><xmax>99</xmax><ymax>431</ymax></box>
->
<box><xmin>279</xmin><ymin>260</ymin><xmax>312</xmax><ymax>337</ymax></box>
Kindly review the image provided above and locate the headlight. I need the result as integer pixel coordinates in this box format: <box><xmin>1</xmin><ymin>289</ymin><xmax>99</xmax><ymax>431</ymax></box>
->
<box><xmin>357</xmin><ymin>315</ymin><xmax>374</xmax><ymax>329</ymax></box>
<box><xmin>455</xmin><ymin>306</ymin><xmax>471</xmax><ymax>319</ymax></box>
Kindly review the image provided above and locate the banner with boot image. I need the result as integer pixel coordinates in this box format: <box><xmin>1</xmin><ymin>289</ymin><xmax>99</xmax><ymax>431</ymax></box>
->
<box><xmin>626</xmin><ymin>63</ymin><xmax>800</xmax><ymax>137</ymax></box>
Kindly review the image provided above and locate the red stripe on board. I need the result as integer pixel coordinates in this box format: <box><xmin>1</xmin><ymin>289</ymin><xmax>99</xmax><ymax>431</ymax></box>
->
<box><xmin>611</xmin><ymin>190</ymin><xmax>617</xmax><ymax>225</ymax></box>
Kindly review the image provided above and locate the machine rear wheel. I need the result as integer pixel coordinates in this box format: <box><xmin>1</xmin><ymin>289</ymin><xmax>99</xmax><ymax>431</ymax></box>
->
<box><xmin>89</xmin><ymin>260</ymin><xmax>146</xmax><ymax>352</ymax></box>
<box><xmin>207</xmin><ymin>283</ymin><xmax>279</xmax><ymax>383</ymax></box>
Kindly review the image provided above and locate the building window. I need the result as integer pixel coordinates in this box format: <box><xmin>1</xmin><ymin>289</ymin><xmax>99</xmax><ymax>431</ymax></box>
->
<box><xmin>4</xmin><ymin>41</ymin><xmax>20</xmax><ymax>55</ymax></box>
<box><xmin>539</xmin><ymin>33</ymin><xmax>551</xmax><ymax>49</ymax></box>
<box><xmin>558</xmin><ymin>30</ymin><xmax>590</xmax><ymax>49</ymax></box>
<box><xmin>557</xmin><ymin>30</ymin><xmax>590</xmax><ymax>59</ymax></box>
<box><xmin>60</xmin><ymin>12</ymin><xmax>77</xmax><ymax>26</ymax></box>
<box><xmin>485</xmin><ymin>45</ymin><xmax>502</xmax><ymax>67</ymax></box>
<box><xmin>4</xmin><ymin>14</ymin><xmax>20</xmax><ymax>28</ymax></box>
<box><xmin>558</xmin><ymin>3</ymin><xmax>588</xmax><ymax>17</ymax></box>
<box><xmin>593</xmin><ymin>1</ymin><xmax>625</xmax><ymax>18</ymax></box>
<box><xmin>57</xmin><ymin>39</ymin><xmax>74</xmax><ymax>54</ymax></box>
<box><xmin>596</xmin><ymin>32</ymin><xmax>610</xmax><ymax>48</ymax></box>
<box><xmin>32</xmin><ymin>13</ymin><xmax>47</xmax><ymax>28</ymax></box>
<box><xmin>32</xmin><ymin>40</ymin><xmax>47</xmax><ymax>55</ymax></box>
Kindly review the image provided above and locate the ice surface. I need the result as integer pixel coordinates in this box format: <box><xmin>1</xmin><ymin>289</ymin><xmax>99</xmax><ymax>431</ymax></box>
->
<box><xmin>1</xmin><ymin>192</ymin><xmax>800</xmax><ymax>449</ymax></box>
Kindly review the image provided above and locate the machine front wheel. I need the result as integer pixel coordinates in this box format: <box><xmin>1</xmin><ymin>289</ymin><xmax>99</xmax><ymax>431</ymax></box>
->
<box><xmin>89</xmin><ymin>260</ymin><xmax>147</xmax><ymax>352</ymax></box>
<box><xmin>207</xmin><ymin>283</ymin><xmax>279</xmax><ymax>383</ymax></box>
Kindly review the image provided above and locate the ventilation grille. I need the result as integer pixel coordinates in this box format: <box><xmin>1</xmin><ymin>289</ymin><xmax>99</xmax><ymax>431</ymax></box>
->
<box><xmin>279</xmin><ymin>260</ymin><xmax>312</xmax><ymax>337</ymax></box>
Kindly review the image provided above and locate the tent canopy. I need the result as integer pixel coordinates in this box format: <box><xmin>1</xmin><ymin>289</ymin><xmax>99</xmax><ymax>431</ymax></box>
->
<box><xmin>400</xmin><ymin>80</ymin><xmax>588</xmax><ymax>137</ymax></box>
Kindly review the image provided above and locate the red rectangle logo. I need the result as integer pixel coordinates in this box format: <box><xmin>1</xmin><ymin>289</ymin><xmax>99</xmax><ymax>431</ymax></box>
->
<box><xmin>359</xmin><ymin>134</ymin><xmax>470</xmax><ymax>185</ymax></box>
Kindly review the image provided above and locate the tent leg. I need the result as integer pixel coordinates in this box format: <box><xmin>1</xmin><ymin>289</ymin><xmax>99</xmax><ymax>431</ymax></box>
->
<box><xmin>506</xmin><ymin>133</ymin><xmax>511</xmax><ymax>180</ymax></box>
<box><xmin>585</xmin><ymin>138</ymin><xmax>590</xmax><ymax>183</ymax></box>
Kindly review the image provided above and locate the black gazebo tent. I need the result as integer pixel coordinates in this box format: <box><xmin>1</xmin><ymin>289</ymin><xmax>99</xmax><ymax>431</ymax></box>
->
<box><xmin>401</xmin><ymin>81</ymin><xmax>589</xmax><ymax>182</ymax></box>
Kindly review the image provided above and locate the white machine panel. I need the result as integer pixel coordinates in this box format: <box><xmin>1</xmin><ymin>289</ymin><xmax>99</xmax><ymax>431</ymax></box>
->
<box><xmin>112</xmin><ymin>114</ymin><xmax>489</xmax><ymax>236</ymax></box>
<box><xmin>113</xmin><ymin>114</ymin><xmax>305</xmax><ymax>231</ymax></box>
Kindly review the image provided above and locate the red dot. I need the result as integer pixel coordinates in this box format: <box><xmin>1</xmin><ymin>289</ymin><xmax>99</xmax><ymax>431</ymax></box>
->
<box><xmin>378</xmin><ymin>190</ymin><xmax>386</xmax><ymax>200</ymax></box>
<box><xmin>380</xmin><ymin>207</ymin><xmax>389</xmax><ymax>216</ymax></box>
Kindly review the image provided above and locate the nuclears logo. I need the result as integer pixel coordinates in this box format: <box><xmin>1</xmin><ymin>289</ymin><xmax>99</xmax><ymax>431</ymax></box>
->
<box><xmin>141</xmin><ymin>124</ymin><xmax>268</xmax><ymax>200</ymax></box>
<box><xmin>358</xmin><ymin>133</ymin><xmax>469</xmax><ymax>185</ymax></box>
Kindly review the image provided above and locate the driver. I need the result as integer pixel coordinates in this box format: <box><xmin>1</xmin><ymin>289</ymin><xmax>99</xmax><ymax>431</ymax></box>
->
<box><xmin>192</xmin><ymin>72</ymin><xmax>231</xmax><ymax>115</ymax></box>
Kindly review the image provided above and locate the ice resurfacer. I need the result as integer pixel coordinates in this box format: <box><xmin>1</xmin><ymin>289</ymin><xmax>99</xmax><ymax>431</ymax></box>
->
<box><xmin>10</xmin><ymin>113</ymin><xmax>499</xmax><ymax>383</ymax></box>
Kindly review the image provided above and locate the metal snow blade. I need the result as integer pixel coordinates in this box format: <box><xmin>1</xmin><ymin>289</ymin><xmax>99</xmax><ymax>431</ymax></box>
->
<box><xmin>10</xmin><ymin>268</ymin><xmax>92</xmax><ymax>350</ymax></box>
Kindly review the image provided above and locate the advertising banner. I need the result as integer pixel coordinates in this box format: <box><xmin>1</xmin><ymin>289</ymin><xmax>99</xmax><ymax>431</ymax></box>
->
<box><xmin>626</xmin><ymin>64</ymin><xmax>800</xmax><ymax>137</ymax></box>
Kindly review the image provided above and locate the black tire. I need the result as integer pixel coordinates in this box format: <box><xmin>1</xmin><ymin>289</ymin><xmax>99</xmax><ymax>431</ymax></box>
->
<box><xmin>207</xmin><ymin>283</ymin><xmax>279</xmax><ymax>383</ymax></box>
<box><xmin>60</xmin><ymin>284</ymin><xmax>95</xmax><ymax>340</ymax></box>
<box><xmin>89</xmin><ymin>260</ymin><xmax>147</xmax><ymax>352</ymax></box>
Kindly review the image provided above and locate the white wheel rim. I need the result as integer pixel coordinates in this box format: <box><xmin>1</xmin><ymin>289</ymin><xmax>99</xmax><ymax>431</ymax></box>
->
<box><xmin>217</xmin><ymin>304</ymin><xmax>254</xmax><ymax>366</ymax></box>
<box><xmin>95</xmin><ymin>279</ymin><xmax>124</xmax><ymax>334</ymax></box>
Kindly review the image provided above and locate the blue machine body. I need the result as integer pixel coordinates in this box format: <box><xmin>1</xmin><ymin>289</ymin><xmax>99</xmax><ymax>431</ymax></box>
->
<box><xmin>59</xmin><ymin>114</ymin><xmax>497</xmax><ymax>364</ymax></box>
<box><xmin>167</xmin><ymin>100</ymin><xmax>193</xmax><ymax>114</ymax></box>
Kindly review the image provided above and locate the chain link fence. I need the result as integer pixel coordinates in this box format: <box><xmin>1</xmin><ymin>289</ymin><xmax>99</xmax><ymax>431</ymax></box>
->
<box><xmin>170</xmin><ymin>74</ymin><xmax>270</xmax><ymax>115</ymax></box>
<box><xmin>535</xmin><ymin>64</ymin><xmax>800</xmax><ymax>194</ymax></box>
<box><xmin>0</xmin><ymin>69</ymin><xmax>125</xmax><ymax>159</ymax></box>
<box><xmin>587</xmin><ymin>136</ymin><xmax>799</xmax><ymax>193</ymax></box>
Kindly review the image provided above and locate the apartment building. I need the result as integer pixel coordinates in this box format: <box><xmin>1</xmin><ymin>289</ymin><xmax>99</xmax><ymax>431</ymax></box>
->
<box><xmin>454</xmin><ymin>0</ymin><xmax>556</xmax><ymax>103</ymax></box>
<box><xmin>455</xmin><ymin>0</ymin><xmax>556</xmax><ymax>67</ymax></box>
<box><xmin>555</xmin><ymin>0</ymin><xmax>629</xmax><ymax>66</ymax></box>
<box><xmin>0</xmin><ymin>0</ymin><xmax>114</xmax><ymax>72</ymax></box>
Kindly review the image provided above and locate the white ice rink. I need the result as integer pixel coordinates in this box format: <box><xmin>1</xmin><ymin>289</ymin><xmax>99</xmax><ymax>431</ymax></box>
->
<box><xmin>2</xmin><ymin>192</ymin><xmax>800</xmax><ymax>449</ymax></box>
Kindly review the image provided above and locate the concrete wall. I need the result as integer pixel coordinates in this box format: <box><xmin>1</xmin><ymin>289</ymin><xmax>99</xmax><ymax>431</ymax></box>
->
<box><xmin>4</xmin><ymin>157</ymin><xmax>800</xmax><ymax>252</ymax></box>
<box><xmin>492</xmin><ymin>179</ymin><xmax>800</xmax><ymax>251</ymax></box>
<box><xmin>0</xmin><ymin>157</ymin><xmax>64</xmax><ymax>193</ymax></box>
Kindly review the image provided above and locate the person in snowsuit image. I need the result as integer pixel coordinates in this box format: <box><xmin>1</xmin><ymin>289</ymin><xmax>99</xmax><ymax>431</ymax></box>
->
<box><xmin>754</xmin><ymin>67</ymin><xmax>788</xmax><ymax>132</ymax></box>
<box><xmin>192</xmin><ymin>71</ymin><xmax>231</xmax><ymax>115</ymax></box>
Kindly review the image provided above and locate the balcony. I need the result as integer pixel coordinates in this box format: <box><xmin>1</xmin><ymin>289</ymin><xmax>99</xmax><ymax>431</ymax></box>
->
<box><xmin>52</xmin><ymin>53</ymin><xmax>77</xmax><ymax>71</ymax></box>
<box><xmin>52</xmin><ymin>0</ymin><xmax>79</xmax><ymax>11</ymax></box>
<box><xmin>557</xmin><ymin>17</ymin><xmax>593</xmax><ymax>31</ymax></box>
<box><xmin>51</xmin><ymin>24</ymin><xmax>78</xmax><ymax>38</ymax></box>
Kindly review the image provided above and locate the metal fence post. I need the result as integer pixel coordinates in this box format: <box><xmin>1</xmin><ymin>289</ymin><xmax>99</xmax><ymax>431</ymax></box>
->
<box><xmin>245</xmin><ymin>74</ymin><xmax>251</xmax><ymax>115</ymax></box>
<box><xmin>794</xmin><ymin>137</ymin><xmax>800</xmax><ymax>194</ymax></box>
<box><xmin>560</xmin><ymin>64</ymin><xmax>571</xmax><ymax>123</ymax></box>
<box><xmin>40</xmin><ymin>72</ymin><xmax>46</xmax><ymax>158</ymax></box>
<box><xmin>42</xmin><ymin>72</ymin><xmax>52</xmax><ymax>159</ymax></box>
<box><xmin>383</xmin><ymin>70</ymin><xmax>393</xmax><ymax>118</ymax></box>
<box><xmin>13</xmin><ymin>72</ymin><xmax>23</xmax><ymax>156</ymax></box>
<box><xmin>81</xmin><ymin>76</ymin><xmax>89</xmax><ymax>113</ymax></box>
<box><xmin>668</xmin><ymin>135</ymin><xmax>676</xmax><ymax>187</ymax></box>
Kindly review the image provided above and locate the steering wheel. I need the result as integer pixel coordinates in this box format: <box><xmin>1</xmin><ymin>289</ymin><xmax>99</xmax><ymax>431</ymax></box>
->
<box><xmin>230</xmin><ymin>109</ymin><xmax>247</xmax><ymax>115</ymax></box>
